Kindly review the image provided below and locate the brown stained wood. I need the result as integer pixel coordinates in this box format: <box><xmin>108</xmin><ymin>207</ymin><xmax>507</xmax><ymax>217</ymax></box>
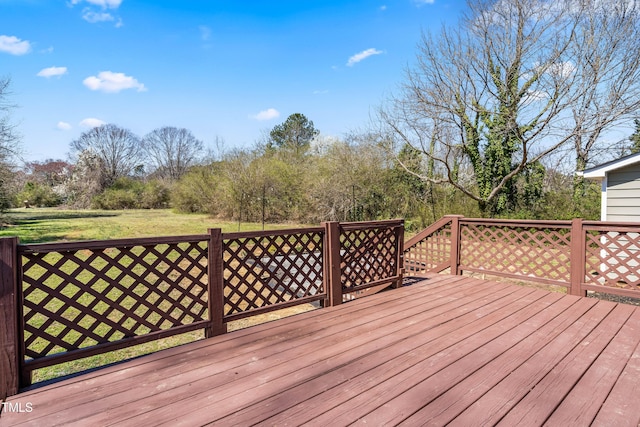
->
<box><xmin>238</xmin><ymin>287</ymin><xmax>547</xmax><ymax>426</ymax></box>
<box><xmin>401</xmin><ymin>295</ymin><xmax>597</xmax><ymax>426</ymax></box>
<box><xmin>206</xmin><ymin>228</ymin><xmax>226</xmax><ymax>337</ymax></box>
<box><xmin>545</xmin><ymin>307</ymin><xmax>640</xmax><ymax>426</ymax></box>
<box><xmin>339</xmin><ymin>223</ymin><xmax>401</xmax><ymax>292</ymax></box>
<box><xmin>18</xmin><ymin>234</ymin><xmax>210</xmax><ymax>254</ymax></box>
<box><xmin>6</xmin><ymin>275</ymin><xmax>640</xmax><ymax>426</ymax></box>
<box><xmin>64</xmin><ymin>278</ymin><xmax>510</xmax><ymax>426</ymax></box>
<box><xmin>403</xmin><ymin>216</ymin><xmax>453</xmax><ymax>250</ymax></box>
<box><xmin>458</xmin><ymin>221</ymin><xmax>572</xmax><ymax>285</ymax></box>
<box><xmin>223</xmin><ymin>229</ymin><xmax>325</xmax><ymax>316</ymax></box>
<box><xmin>569</xmin><ymin>218</ymin><xmax>585</xmax><ymax>296</ymax></box>
<box><xmin>222</xmin><ymin>226</ymin><xmax>324</xmax><ymax>240</ymax></box>
<box><xmin>338</xmin><ymin>219</ymin><xmax>404</xmax><ymax>231</ymax></box>
<box><xmin>450</xmin><ymin>215</ymin><xmax>461</xmax><ymax>275</ymax></box>
<box><xmin>0</xmin><ymin>237</ymin><xmax>19</xmax><ymax>399</ymax></box>
<box><xmin>20</xmin><ymin>238</ymin><xmax>210</xmax><ymax>366</ymax></box>
<box><xmin>300</xmin><ymin>291</ymin><xmax>561</xmax><ymax>427</ymax></box>
<box><xmin>346</xmin><ymin>292</ymin><xmax>577</xmax><ymax>426</ymax></box>
<box><xmin>10</xmin><ymin>275</ymin><xmax>468</xmax><ymax>423</ymax></box>
<box><xmin>403</xmin><ymin>217</ymin><xmax>453</xmax><ymax>276</ymax></box>
<box><xmin>592</xmin><ymin>329</ymin><xmax>640</xmax><ymax>426</ymax></box>
<box><xmin>495</xmin><ymin>302</ymin><xmax>636</xmax><ymax>427</ymax></box>
<box><xmin>446</xmin><ymin>297</ymin><xmax>617</xmax><ymax>427</ymax></box>
<box><xmin>324</xmin><ymin>221</ymin><xmax>342</xmax><ymax>306</ymax></box>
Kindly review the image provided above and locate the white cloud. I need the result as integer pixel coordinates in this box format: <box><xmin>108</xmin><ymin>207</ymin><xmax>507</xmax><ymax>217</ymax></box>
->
<box><xmin>250</xmin><ymin>108</ymin><xmax>280</xmax><ymax>121</ymax></box>
<box><xmin>79</xmin><ymin>118</ymin><xmax>106</xmax><ymax>128</ymax></box>
<box><xmin>71</xmin><ymin>0</ymin><xmax>123</xmax><ymax>26</ymax></box>
<box><xmin>413</xmin><ymin>0</ymin><xmax>435</xmax><ymax>5</ymax></box>
<box><xmin>82</xmin><ymin>10</ymin><xmax>115</xmax><ymax>23</ymax></box>
<box><xmin>57</xmin><ymin>121</ymin><xmax>72</xmax><ymax>131</ymax></box>
<box><xmin>37</xmin><ymin>66</ymin><xmax>68</xmax><ymax>78</ymax></box>
<box><xmin>83</xmin><ymin>71</ymin><xmax>147</xmax><ymax>93</ymax></box>
<box><xmin>551</xmin><ymin>61</ymin><xmax>576</xmax><ymax>79</ymax></box>
<box><xmin>380</xmin><ymin>5</ymin><xmax>387</xmax><ymax>11</ymax></box>
<box><xmin>313</xmin><ymin>89</ymin><xmax>329</xmax><ymax>95</ymax></box>
<box><xmin>347</xmin><ymin>48</ymin><xmax>383</xmax><ymax>67</ymax></box>
<box><xmin>71</xmin><ymin>0</ymin><xmax>122</xmax><ymax>9</ymax></box>
<box><xmin>0</xmin><ymin>35</ymin><xmax>31</xmax><ymax>55</ymax></box>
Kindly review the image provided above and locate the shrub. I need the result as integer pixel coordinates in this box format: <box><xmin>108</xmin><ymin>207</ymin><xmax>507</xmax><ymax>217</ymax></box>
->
<box><xmin>91</xmin><ymin>177</ymin><xmax>170</xmax><ymax>210</ymax></box>
<box><xmin>16</xmin><ymin>182</ymin><xmax>62</xmax><ymax>207</ymax></box>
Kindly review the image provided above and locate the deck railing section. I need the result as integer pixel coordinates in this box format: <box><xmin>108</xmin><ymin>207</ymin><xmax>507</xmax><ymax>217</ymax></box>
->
<box><xmin>17</xmin><ymin>235</ymin><xmax>212</xmax><ymax>386</ymax></box>
<box><xmin>339</xmin><ymin>220</ymin><xmax>404</xmax><ymax>297</ymax></box>
<box><xmin>403</xmin><ymin>216</ymin><xmax>456</xmax><ymax>275</ymax></box>
<box><xmin>404</xmin><ymin>216</ymin><xmax>640</xmax><ymax>299</ymax></box>
<box><xmin>222</xmin><ymin>228</ymin><xmax>325</xmax><ymax>321</ymax></box>
<box><xmin>0</xmin><ymin>219</ymin><xmax>403</xmax><ymax>399</ymax></box>
<box><xmin>583</xmin><ymin>222</ymin><xmax>640</xmax><ymax>297</ymax></box>
<box><xmin>459</xmin><ymin>219</ymin><xmax>572</xmax><ymax>287</ymax></box>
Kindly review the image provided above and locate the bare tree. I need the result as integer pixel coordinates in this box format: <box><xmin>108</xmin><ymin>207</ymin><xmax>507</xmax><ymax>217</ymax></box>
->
<box><xmin>0</xmin><ymin>78</ymin><xmax>20</xmax><ymax>159</ymax></box>
<box><xmin>0</xmin><ymin>77</ymin><xmax>21</xmax><ymax>210</ymax></box>
<box><xmin>382</xmin><ymin>0</ymin><xmax>640</xmax><ymax>216</ymax></box>
<box><xmin>564</xmin><ymin>1</ymin><xmax>640</xmax><ymax>200</ymax></box>
<box><xmin>65</xmin><ymin>150</ymin><xmax>106</xmax><ymax>208</ymax></box>
<box><xmin>142</xmin><ymin>126</ymin><xmax>204</xmax><ymax>180</ymax></box>
<box><xmin>70</xmin><ymin>124</ymin><xmax>142</xmax><ymax>187</ymax></box>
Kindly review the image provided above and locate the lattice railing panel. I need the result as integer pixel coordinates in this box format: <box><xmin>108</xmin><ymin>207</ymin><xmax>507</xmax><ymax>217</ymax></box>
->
<box><xmin>223</xmin><ymin>230</ymin><xmax>324</xmax><ymax>317</ymax></box>
<box><xmin>585</xmin><ymin>231</ymin><xmax>640</xmax><ymax>290</ymax></box>
<box><xmin>459</xmin><ymin>223</ymin><xmax>571</xmax><ymax>283</ymax></box>
<box><xmin>404</xmin><ymin>222</ymin><xmax>452</xmax><ymax>275</ymax></box>
<box><xmin>340</xmin><ymin>226</ymin><xmax>398</xmax><ymax>291</ymax></box>
<box><xmin>20</xmin><ymin>240</ymin><xmax>208</xmax><ymax>360</ymax></box>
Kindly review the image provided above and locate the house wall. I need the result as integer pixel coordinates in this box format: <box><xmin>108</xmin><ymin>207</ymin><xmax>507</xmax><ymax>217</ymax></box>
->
<box><xmin>607</xmin><ymin>163</ymin><xmax>640</xmax><ymax>222</ymax></box>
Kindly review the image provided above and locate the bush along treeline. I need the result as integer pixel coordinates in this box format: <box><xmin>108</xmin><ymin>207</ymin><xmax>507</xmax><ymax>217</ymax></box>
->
<box><xmin>9</xmin><ymin>113</ymin><xmax>602</xmax><ymax>230</ymax></box>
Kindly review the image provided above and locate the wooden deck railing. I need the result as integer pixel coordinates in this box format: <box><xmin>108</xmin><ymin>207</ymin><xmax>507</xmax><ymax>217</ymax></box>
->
<box><xmin>0</xmin><ymin>219</ymin><xmax>403</xmax><ymax>399</ymax></box>
<box><xmin>404</xmin><ymin>215</ymin><xmax>640</xmax><ymax>300</ymax></box>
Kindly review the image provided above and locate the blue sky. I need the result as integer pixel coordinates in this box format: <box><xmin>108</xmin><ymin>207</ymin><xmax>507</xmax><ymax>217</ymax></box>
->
<box><xmin>1</xmin><ymin>0</ymin><xmax>462</xmax><ymax>162</ymax></box>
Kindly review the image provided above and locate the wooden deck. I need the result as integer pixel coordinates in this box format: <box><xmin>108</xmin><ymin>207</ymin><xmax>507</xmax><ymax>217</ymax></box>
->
<box><xmin>3</xmin><ymin>274</ymin><xmax>640</xmax><ymax>426</ymax></box>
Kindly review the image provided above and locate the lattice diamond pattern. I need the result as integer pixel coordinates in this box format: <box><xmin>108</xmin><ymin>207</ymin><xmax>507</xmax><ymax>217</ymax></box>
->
<box><xmin>403</xmin><ymin>225</ymin><xmax>452</xmax><ymax>275</ymax></box>
<box><xmin>223</xmin><ymin>231</ymin><xmax>324</xmax><ymax>316</ymax></box>
<box><xmin>20</xmin><ymin>241</ymin><xmax>209</xmax><ymax>359</ymax></box>
<box><xmin>585</xmin><ymin>231</ymin><xmax>640</xmax><ymax>289</ymax></box>
<box><xmin>341</xmin><ymin>227</ymin><xmax>398</xmax><ymax>290</ymax></box>
<box><xmin>459</xmin><ymin>224</ymin><xmax>571</xmax><ymax>282</ymax></box>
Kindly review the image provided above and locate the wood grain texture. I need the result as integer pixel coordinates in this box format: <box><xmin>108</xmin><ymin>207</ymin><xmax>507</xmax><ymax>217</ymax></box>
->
<box><xmin>0</xmin><ymin>237</ymin><xmax>19</xmax><ymax>400</ymax></box>
<box><xmin>5</xmin><ymin>274</ymin><xmax>640</xmax><ymax>426</ymax></box>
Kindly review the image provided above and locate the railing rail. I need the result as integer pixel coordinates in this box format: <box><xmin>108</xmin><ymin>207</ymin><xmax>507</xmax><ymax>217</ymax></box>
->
<box><xmin>404</xmin><ymin>216</ymin><xmax>640</xmax><ymax>300</ymax></box>
<box><xmin>403</xmin><ymin>215</ymin><xmax>457</xmax><ymax>275</ymax></box>
<box><xmin>222</xmin><ymin>227</ymin><xmax>326</xmax><ymax>322</ymax></box>
<box><xmin>18</xmin><ymin>234</ymin><xmax>213</xmax><ymax>385</ymax></box>
<box><xmin>0</xmin><ymin>219</ymin><xmax>404</xmax><ymax>399</ymax></box>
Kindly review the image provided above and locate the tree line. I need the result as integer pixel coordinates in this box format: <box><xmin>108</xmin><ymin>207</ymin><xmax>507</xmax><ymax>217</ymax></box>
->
<box><xmin>4</xmin><ymin>0</ymin><xmax>640</xmax><ymax>226</ymax></box>
<box><xmin>6</xmin><ymin>111</ymin><xmax>603</xmax><ymax>230</ymax></box>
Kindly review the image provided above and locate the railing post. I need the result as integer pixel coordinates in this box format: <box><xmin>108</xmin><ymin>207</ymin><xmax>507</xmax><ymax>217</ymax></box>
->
<box><xmin>569</xmin><ymin>218</ymin><xmax>586</xmax><ymax>296</ymax></box>
<box><xmin>323</xmin><ymin>221</ymin><xmax>343</xmax><ymax>306</ymax></box>
<box><xmin>449</xmin><ymin>216</ymin><xmax>463</xmax><ymax>275</ymax></box>
<box><xmin>393</xmin><ymin>221</ymin><xmax>405</xmax><ymax>289</ymax></box>
<box><xmin>0</xmin><ymin>237</ymin><xmax>20</xmax><ymax>399</ymax></box>
<box><xmin>206</xmin><ymin>229</ymin><xmax>227</xmax><ymax>338</ymax></box>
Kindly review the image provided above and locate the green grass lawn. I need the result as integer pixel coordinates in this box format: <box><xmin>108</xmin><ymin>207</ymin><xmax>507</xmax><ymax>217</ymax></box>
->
<box><xmin>1</xmin><ymin>207</ymin><xmax>304</xmax><ymax>243</ymax></box>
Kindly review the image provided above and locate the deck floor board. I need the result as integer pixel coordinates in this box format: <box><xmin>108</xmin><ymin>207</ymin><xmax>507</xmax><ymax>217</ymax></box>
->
<box><xmin>4</xmin><ymin>274</ymin><xmax>640</xmax><ymax>426</ymax></box>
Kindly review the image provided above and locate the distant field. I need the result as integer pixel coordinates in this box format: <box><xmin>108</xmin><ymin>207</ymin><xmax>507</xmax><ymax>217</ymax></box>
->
<box><xmin>0</xmin><ymin>208</ymin><xmax>305</xmax><ymax>243</ymax></box>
